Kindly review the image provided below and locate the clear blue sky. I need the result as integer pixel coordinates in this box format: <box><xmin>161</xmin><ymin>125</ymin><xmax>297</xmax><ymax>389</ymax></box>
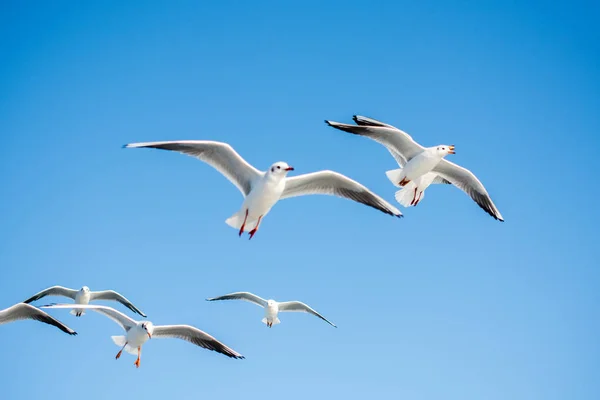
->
<box><xmin>1</xmin><ymin>1</ymin><xmax>598</xmax><ymax>399</ymax></box>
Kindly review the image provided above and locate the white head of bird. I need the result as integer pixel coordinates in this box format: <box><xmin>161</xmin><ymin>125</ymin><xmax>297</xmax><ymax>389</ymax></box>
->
<box><xmin>140</xmin><ymin>321</ymin><xmax>154</xmax><ymax>339</ymax></box>
<box><xmin>267</xmin><ymin>162</ymin><xmax>294</xmax><ymax>178</ymax></box>
<box><xmin>433</xmin><ymin>145</ymin><xmax>456</xmax><ymax>157</ymax></box>
<box><xmin>80</xmin><ymin>286</ymin><xmax>90</xmax><ymax>293</ymax></box>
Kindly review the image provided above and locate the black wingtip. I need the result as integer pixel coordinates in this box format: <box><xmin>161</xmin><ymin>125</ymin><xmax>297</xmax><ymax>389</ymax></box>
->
<box><xmin>324</xmin><ymin>120</ymin><xmax>333</xmax><ymax>126</ymax></box>
<box><xmin>122</xmin><ymin>144</ymin><xmax>128</xmax><ymax>149</ymax></box>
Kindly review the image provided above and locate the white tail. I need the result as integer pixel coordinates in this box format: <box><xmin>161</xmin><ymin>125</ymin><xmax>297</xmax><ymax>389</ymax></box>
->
<box><xmin>394</xmin><ymin>185</ymin><xmax>423</xmax><ymax>207</ymax></box>
<box><xmin>111</xmin><ymin>335</ymin><xmax>138</xmax><ymax>355</ymax></box>
<box><xmin>261</xmin><ymin>317</ymin><xmax>281</xmax><ymax>326</ymax></box>
<box><xmin>385</xmin><ymin>169</ymin><xmax>405</xmax><ymax>188</ymax></box>
<box><xmin>225</xmin><ymin>210</ymin><xmax>257</xmax><ymax>232</ymax></box>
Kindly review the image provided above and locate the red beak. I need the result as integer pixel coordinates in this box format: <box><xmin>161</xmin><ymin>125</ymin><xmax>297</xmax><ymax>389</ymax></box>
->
<box><xmin>147</xmin><ymin>332</ymin><xmax>152</xmax><ymax>339</ymax></box>
<box><xmin>285</xmin><ymin>166</ymin><xmax>294</xmax><ymax>171</ymax></box>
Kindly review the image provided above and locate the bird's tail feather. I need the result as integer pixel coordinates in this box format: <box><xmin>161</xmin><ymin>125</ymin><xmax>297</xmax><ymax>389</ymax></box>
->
<box><xmin>394</xmin><ymin>185</ymin><xmax>422</xmax><ymax>207</ymax></box>
<box><xmin>70</xmin><ymin>309</ymin><xmax>85</xmax><ymax>316</ymax></box>
<box><xmin>111</xmin><ymin>336</ymin><xmax>138</xmax><ymax>355</ymax></box>
<box><xmin>385</xmin><ymin>168</ymin><xmax>405</xmax><ymax>188</ymax></box>
<box><xmin>225</xmin><ymin>211</ymin><xmax>257</xmax><ymax>232</ymax></box>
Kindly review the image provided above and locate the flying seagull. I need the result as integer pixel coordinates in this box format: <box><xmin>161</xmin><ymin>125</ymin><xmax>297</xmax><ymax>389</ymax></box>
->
<box><xmin>42</xmin><ymin>304</ymin><xmax>244</xmax><ymax>368</ymax></box>
<box><xmin>24</xmin><ymin>285</ymin><xmax>146</xmax><ymax>317</ymax></box>
<box><xmin>325</xmin><ymin>116</ymin><xmax>504</xmax><ymax>221</ymax></box>
<box><xmin>206</xmin><ymin>292</ymin><xmax>336</xmax><ymax>328</ymax></box>
<box><xmin>124</xmin><ymin>140</ymin><xmax>402</xmax><ymax>239</ymax></box>
<box><xmin>0</xmin><ymin>303</ymin><xmax>77</xmax><ymax>335</ymax></box>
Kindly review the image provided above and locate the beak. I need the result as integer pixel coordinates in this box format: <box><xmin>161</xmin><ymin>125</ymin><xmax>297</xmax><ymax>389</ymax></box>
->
<box><xmin>448</xmin><ymin>145</ymin><xmax>456</xmax><ymax>155</ymax></box>
<box><xmin>285</xmin><ymin>166</ymin><xmax>294</xmax><ymax>171</ymax></box>
<box><xmin>147</xmin><ymin>332</ymin><xmax>152</xmax><ymax>339</ymax></box>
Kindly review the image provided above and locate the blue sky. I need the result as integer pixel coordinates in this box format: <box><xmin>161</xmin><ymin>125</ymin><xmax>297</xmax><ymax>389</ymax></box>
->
<box><xmin>1</xmin><ymin>1</ymin><xmax>598</xmax><ymax>399</ymax></box>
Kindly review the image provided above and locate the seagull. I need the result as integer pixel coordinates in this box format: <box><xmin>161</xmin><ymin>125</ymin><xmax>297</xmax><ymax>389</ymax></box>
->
<box><xmin>24</xmin><ymin>285</ymin><xmax>146</xmax><ymax>317</ymax></box>
<box><xmin>41</xmin><ymin>304</ymin><xmax>244</xmax><ymax>368</ymax></box>
<box><xmin>124</xmin><ymin>140</ymin><xmax>402</xmax><ymax>239</ymax></box>
<box><xmin>325</xmin><ymin>116</ymin><xmax>504</xmax><ymax>221</ymax></box>
<box><xmin>0</xmin><ymin>303</ymin><xmax>77</xmax><ymax>335</ymax></box>
<box><xmin>206</xmin><ymin>292</ymin><xmax>337</xmax><ymax>328</ymax></box>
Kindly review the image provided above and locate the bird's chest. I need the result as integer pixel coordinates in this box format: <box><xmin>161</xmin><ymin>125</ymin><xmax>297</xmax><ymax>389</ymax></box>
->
<box><xmin>75</xmin><ymin>292</ymin><xmax>90</xmax><ymax>305</ymax></box>
<box><xmin>404</xmin><ymin>153</ymin><xmax>441</xmax><ymax>178</ymax></box>
<box><xmin>246</xmin><ymin>180</ymin><xmax>285</xmax><ymax>214</ymax></box>
<box><xmin>127</xmin><ymin>327</ymin><xmax>149</xmax><ymax>346</ymax></box>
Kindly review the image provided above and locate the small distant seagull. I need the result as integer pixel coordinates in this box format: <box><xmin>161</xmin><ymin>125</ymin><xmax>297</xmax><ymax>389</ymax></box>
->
<box><xmin>24</xmin><ymin>286</ymin><xmax>146</xmax><ymax>317</ymax></box>
<box><xmin>0</xmin><ymin>303</ymin><xmax>77</xmax><ymax>335</ymax></box>
<box><xmin>124</xmin><ymin>140</ymin><xmax>401</xmax><ymax>239</ymax></box>
<box><xmin>42</xmin><ymin>304</ymin><xmax>244</xmax><ymax>368</ymax></box>
<box><xmin>325</xmin><ymin>116</ymin><xmax>504</xmax><ymax>221</ymax></box>
<box><xmin>206</xmin><ymin>292</ymin><xmax>336</xmax><ymax>328</ymax></box>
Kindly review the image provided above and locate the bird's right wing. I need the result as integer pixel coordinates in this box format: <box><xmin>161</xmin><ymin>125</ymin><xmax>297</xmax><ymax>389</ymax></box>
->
<box><xmin>23</xmin><ymin>286</ymin><xmax>78</xmax><ymax>303</ymax></box>
<box><xmin>41</xmin><ymin>304</ymin><xmax>137</xmax><ymax>331</ymax></box>
<box><xmin>206</xmin><ymin>292</ymin><xmax>268</xmax><ymax>308</ymax></box>
<box><xmin>0</xmin><ymin>303</ymin><xmax>77</xmax><ymax>335</ymax></box>
<box><xmin>153</xmin><ymin>325</ymin><xmax>244</xmax><ymax>359</ymax></box>
<box><xmin>89</xmin><ymin>290</ymin><xmax>147</xmax><ymax>317</ymax></box>
<box><xmin>325</xmin><ymin>118</ymin><xmax>424</xmax><ymax>166</ymax></box>
<box><xmin>124</xmin><ymin>140</ymin><xmax>262</xmax><ymax>196</ymax></box>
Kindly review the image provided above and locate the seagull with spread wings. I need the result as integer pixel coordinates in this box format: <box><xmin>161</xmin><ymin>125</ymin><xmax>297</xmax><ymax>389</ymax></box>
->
<box><xmin>124</xmin><ymin>140</ymin><xmax>402</xmax><ymax>239</ymax></box>
<box><xmin>325</xmin><ymin>116</ymin><xmax>504</xmax><ymax>221</ymax></box>
<box><xmin>41</xmin><ymin>304</ymin><xmax>244</xmax><ymax>368</ymax></box>
<box><xmin>24</xmin><ymin>285</ymin><xmax>146</xmax><ymax>317</ymax></box>
<box><xmin>0</xmin><ymin>303</ymin><xmax>77</xmax><ymax>335</ymax></box>
<box><xmin>206</xmin><ymin>292</ymin><xmax>336</xmax><ymax>328</ymax></box>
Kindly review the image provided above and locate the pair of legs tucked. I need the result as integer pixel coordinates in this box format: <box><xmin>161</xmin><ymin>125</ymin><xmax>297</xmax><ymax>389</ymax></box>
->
<box><xmin>116</xmin><ymin>343</ymin><xmax>142</xmax><ymax>368</ymax></box>
<box><xmin>239</xmin><ymin>210</ymin><xmax>262</xmax><ymax>239</ymax></box>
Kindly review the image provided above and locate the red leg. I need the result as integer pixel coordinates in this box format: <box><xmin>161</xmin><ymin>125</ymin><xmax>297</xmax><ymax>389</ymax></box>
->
<box><xmin>248</xmin><ymin>215</ymin><xmax>263</xmax><ymax>240</ymax></box>
<box><xmin>410</xmin><ymin>187</ymin><xmax>418</xmax><ymax>206</ymax></box>
<box><xmin>415</xmin><ymin>191</ymin><xmax>423</xmax><ymax>205</ymax></box>
<box><xmin>238</xmin><ymin>209</ymin><xmax>249</xmax><ymax>237</ymax></box>
<box><xmin>134</xmin><ymin>347</ymin><xmax>141</xmax><ymax>368</ymax></box>
<box><xmin>116</xmin><ymin>341</ymin><xmax>127</xmax><ymax>360</ymax></box>
<box><xmin>399</xmin><ymin>177</ymin><xmax>410</xmax><ymax>187</ymax></box>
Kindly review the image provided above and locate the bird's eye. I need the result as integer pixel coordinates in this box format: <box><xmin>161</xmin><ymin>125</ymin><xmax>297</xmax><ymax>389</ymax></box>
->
<box><xmin>277</xmin><ymin>166</ymin><xmax>281</xmax><ymax>169</ymax></box>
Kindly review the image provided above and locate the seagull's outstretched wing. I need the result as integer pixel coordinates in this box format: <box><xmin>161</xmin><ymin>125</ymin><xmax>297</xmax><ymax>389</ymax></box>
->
<box><xmin>206</xmin><ymin>292</ymin><xmax>268</xmax><ymax>308</ymax></box>
<box><xmin>352</xmin><ymin>115</ymin><xmax>398</xmax><ymax>129</ymax></box>
<box><xmin>278</xmin><ymin>301</ymin><xmax>337</xmax><ymax>327</ymax></box>
<box><xmin>325</xmin><ymin>118</ymin><xmax>424</xmax><ymax>166</ymax></box>
<box><xmin>0</xmin><ymin>303</ymin><xmax>77</xmax><ymax>335</ymax></box>
<box><xmin>23</xmin><ymin>286</ymin><xmax>78</xmax><ymax>304</ymax></box>
<box><xmin>41</xmin><ymin>304</ymin><xmax>137</xmax><ymax>331</ymax></box>
<box><xmin>124</xmin><ymin>140</ymin><xmax>262</xmax><ymax>196</ymax></box>
<box><xmin>89</xmin><ymin>290</ymin><xmax>147</xmax><ymax>317</ymax></box>
<box><xmin>281</xmin><ymin>170</ymin><xmax>402</xmax><ymax>217</ymax></box>
<box><xmin>153</xmin><ymin>325</ymin><xmax>244</xmax><ymax>359</ymax></box>
<box><xmin>433</xmin><ymin>159</ymin><xmax>504</xmax><ymax>221</ymax></box>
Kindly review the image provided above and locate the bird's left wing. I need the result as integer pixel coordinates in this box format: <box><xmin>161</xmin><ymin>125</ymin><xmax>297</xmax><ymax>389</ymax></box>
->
<box><xmin>281</xmin><ymin>170</ymin><xmax>402</xmax><ymax>217</ymax></box>
<box><xmin>153</xmin><ymin>325</ymin><xmax>245</xmax><ymax>359</ymax></box>
<box><xmin>278</xmin><ymin>301</ymin><xmax>337</xmax><ymax>327</ymax></box>
<box><xmin>433</xmin><ymin>159</ymin><xmax>504</xmax><ymax>221</ymax></box>
<box><xmin>90</xmin><ymin>290</ymin><xmax>147</xmax><ymax>317</ymax></box>
<box><xmin>0</xmin><ymin>303</ymin><xmax>77</xmax><ymax>335</ymax></box>
<box><xmin>41</xmin><ymin>304</ymin><xmax>137</xmax><ymax>331</ymax></box>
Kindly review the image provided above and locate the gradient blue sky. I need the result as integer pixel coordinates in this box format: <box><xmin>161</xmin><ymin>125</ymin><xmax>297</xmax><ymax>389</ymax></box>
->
<box><xmin>1</xmin><ymin>1</ymin><xmax>598</xmax><ymax>399</ymax></box>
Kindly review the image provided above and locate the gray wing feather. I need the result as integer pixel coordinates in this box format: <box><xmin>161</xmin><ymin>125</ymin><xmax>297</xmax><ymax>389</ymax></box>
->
<box><xmin>40</xmin><ymin>304</ymin><xmax>137</xmax><ymax>331</ymax></box>
<box><xmin>124</xmin><ymin>140</ymin><xmax>261</xmax><ymax>196</ymax></box>
<box><xmin>153</xmin><ymin>325</ymin><xmax>244</xmax><ymax>359</ymax></box>
<box><xmin>0</xmin><ymin>303</ymin><xmax>77</xmax><ymax>335</ymax></box>
<box><xmin>89</xmin><ymin>290</ymin><xmax>147</xmax><ymax>317</ymax></box>
<box><xmin>206</xmin><ymin>292</ymin><xmax>267</xmax><ymax>308</ymax></box>
<box><xmin>281</xmin><ymin>170</ymin><xmax>402</xmax><ymax>217</ymax></box>
<box><xmin>278</xmin><ymin>301</ymin><xmax>337</xmax><ymax>327</ymax></box>
<box><xmin>23</xmin><ymin>286</ymin><xmax>78</xmax><ymax>303</ymax></box>
<box><xmin>325</xmin><ymin>120</ymin><xmax>424</xmax><ymax>164</ymax></box>
<box><xmin>433</xmin><ymin>159</ymin><xmax>504</xmax><ymax>221</ymax></box>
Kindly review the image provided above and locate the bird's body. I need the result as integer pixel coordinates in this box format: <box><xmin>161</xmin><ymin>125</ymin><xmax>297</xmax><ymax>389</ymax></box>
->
<box><xmin>72</xmin><ymin>287</ymin><xmax>92</xmax><ymax>316</ymax></box>
<box><xmin>125</xmin><ymin>140</ymin><xmax>401</xmax><ymax>239</ymax></box>
<box><xmin>42</xmin><ymin>304</ymin><xmax>244</xmax><ymax>368</ymax></box>
<box><xmin>206</xmin><ymin>292</ymin><xmax>336</xmax><ymax>328</ymax></box>
<box><xmin>325</xmin><ymin>116</ymin><xmax>504</xmax><ymax>221</ymax></box>
<box><xmin>23</xmin><ymin>285</ymin><xmax>146</xmax><ymax>317</ymax></box>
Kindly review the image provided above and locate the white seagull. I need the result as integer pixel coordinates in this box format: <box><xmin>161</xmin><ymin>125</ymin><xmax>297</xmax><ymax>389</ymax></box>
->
<box><xmin>41</xmin><ymin>304</ymin><xmax>244</xmax><ymax>368</ymax></box>
<box><xmin>24</xmin><ymin>285</ymin><xmax>146</xmax><ymax>317</ymax></box>
<box><xmin>124</xmin><ymin>140</ymin><xmax>402</xmax><ymax>239</ymax></box>
<box><xmin>325</xmin><ymin>116</ymin><xmax>504</xmax><ymax>221</ymax></box>
<box><xmin>206</xmin><ymin>292</ymin><xmax>337</xmax><ymax>328</ymax></box>
<box><xmin>0</xmin><ymin>303</ymin><xmax>77</xmax><ymax>335</ymax></box>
